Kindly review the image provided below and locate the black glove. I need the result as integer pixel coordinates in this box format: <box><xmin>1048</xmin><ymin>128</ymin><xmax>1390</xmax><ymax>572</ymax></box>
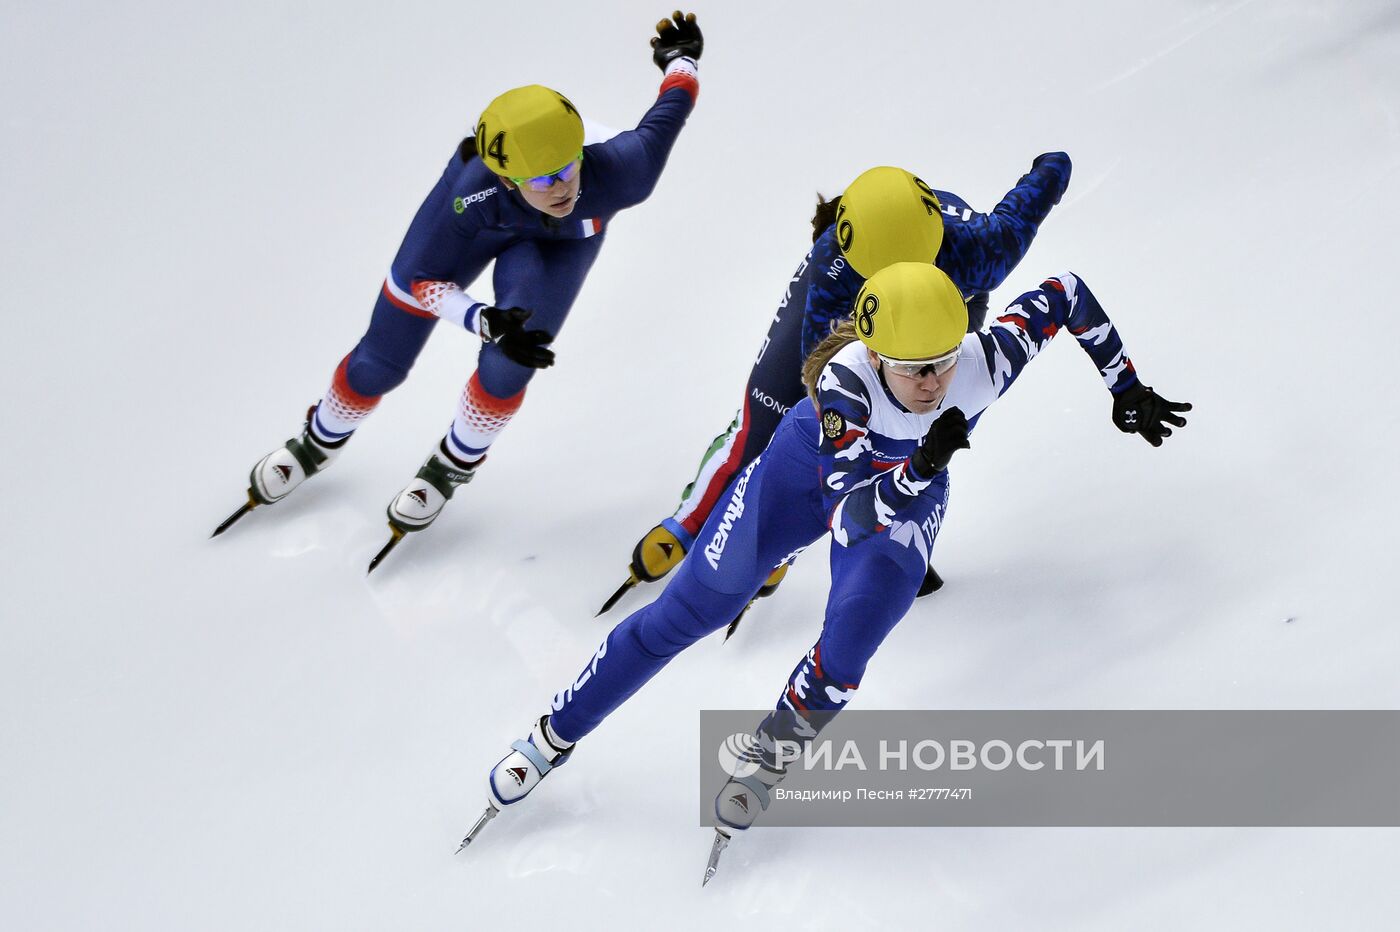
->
<box><xmin>1112</xmin><ymin>382</ymin><xmax>1191</xmax><ymax>447</ymax></box>
<box><xmin>964</xmin><ymin>292</ymin><xmax>990</xmax><ymax>331</ymax></box>
<box><xmin>479</xmin><ymin>306</ymin><xmax>554</xmax><ymax>369</ymax></box>
<box><xmin>651</xmin><ymin>10</ymin><xmax>703</xmax><ymax>70</ymax></box>
<box><xmin>910</xmin><ymin>407</ymin><xmax>971</xmax><ymax>478</ymax></box>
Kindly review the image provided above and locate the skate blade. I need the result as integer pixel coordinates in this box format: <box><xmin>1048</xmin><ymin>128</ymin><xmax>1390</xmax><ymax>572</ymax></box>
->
<box><xmin>722</xmin><ymin>602</ymin><xmax>754</xmax><ymax>643</ymax></box>
<box><xmin>455</xmin><ymin>804</ymin><xmax>499</xmax><ymax>853</ymax></box>
<box><xmin>367</xmin><ymin>526</ymin><xmax>407</xmax><ymax>574</ymax></box>
<box><xmin>702</xmin><ymin>829</ymin><xmax>731</xmax><ymax>886</ymax></box>
<box><xmin>595</xmin><ymin>572</ymin><xmax>640</xmax><ymax>617</ymax></box>
<box><xmin>210</xmin><ymin>491</ymin><xmax>258</xmax><ymax>538</ymax></box>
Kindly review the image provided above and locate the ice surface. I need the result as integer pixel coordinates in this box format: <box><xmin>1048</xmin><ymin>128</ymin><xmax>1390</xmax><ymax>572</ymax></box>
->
<box><xmin>2</xmin><ymin>1</ymin><xmax>1398</xmax><ymax>929</ymax></box>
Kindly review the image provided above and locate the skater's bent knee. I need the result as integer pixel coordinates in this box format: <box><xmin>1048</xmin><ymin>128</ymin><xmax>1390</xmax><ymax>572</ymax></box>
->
<box><xmin>631</xmin><ymin>589</ymin><xmax>725</xmax><ymax>658</ymax></box>
<box><xmin>476</xmin><ymin>356</ymin><xmax>538</xmax><ymax>399</ymax></box>
<box><xmin>346</xmin><ymin>348</ymin><xmax>412</xmax><ymax>396</ymax></box>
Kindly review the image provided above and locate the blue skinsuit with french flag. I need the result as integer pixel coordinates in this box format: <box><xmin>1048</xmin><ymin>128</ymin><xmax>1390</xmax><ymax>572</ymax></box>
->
<box><xmin>306</xmin><ymin>63</ymin><xmax>698</xmax><ymax>455</ymax></box>
<box><xmin>547</xmin><ymin>273</ymin><xmax>1139</xmax><ymax>750</ymax></box>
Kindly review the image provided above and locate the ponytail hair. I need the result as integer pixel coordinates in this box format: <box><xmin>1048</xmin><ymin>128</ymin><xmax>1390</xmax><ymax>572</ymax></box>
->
<box><xmin>810</xmin><ymin>193</ymin><xmax>842</xmax><ymax>244</ymax></box>
<box><xmin>801</xmin><ymin>320</ymin><xmax>861</xmax><ymax>405</ymax></box>
<box><xmin>458</xmin><ymin>135</ymin><xmax>479</xmax><ymax>164</ymax></box>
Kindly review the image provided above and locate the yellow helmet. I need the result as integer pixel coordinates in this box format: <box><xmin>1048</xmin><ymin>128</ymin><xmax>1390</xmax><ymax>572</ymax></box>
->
<box><xmin>852</xmin><ymin>262</ymin><xmax>967</xmax><ymax>360</ymax></box>
<box><xmin>475</xmin><ymin>85</ymin><xmax>584</xmax><ymax>179</ymax></box>
<box><xmin>835</xmin><ymin>167</ymin><xmax>945</xmax><ymax>278</ymax></box>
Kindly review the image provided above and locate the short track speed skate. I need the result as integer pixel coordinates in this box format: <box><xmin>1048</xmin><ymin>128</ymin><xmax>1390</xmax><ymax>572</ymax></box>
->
<box><xmin>456</xmin><ymin>716</ymin><xmax>573</xmax><ymax>852</ymax></box>
<box><xmin>211</xmin><ymin>405</ymin><xmax>345</xmax><ymax>537</ymax></box>
<box><xmin>369</xmin><ymin>441</ymin><xmax>482</xmax><ymax>573</ymax></box>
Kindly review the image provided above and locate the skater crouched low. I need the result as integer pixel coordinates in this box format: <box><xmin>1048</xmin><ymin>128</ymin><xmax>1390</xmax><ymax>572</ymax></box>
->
<box><xmin>465</xmin><ymin>260</ymin><xmax>1190</xmax><ymax>880</ymax></box>
<box><xmin>213</xmin><ymin>12</ymin><xmax>705</xmax><ymax>573</ymax></box>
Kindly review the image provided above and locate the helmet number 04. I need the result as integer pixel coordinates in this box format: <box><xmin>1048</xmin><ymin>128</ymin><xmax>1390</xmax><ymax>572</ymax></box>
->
<box><xmin>477</xmin><ymin>123</ymin><xmax>509</xmax><ymax>171</ymax></box>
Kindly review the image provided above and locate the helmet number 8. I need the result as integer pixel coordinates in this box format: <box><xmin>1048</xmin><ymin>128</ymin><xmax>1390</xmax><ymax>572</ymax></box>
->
<box><xmin>856</xmin><ymin>293</ymin><xmax>879</xmax><ymax>337</ymax></box>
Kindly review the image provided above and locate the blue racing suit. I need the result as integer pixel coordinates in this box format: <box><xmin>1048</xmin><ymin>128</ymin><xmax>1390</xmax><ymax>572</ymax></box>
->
<box><xmin>550</xmin><ymin>271</ymin><xmax>1138</xmax><ymax>747</ymax></box>
<box><xmin>664</xmin><ymin>154</ymin><xmax>1072</xmax><ymax>545</ymax></box>
<box><xmin>308</xmin><ymin>66</ymin><xmax>699</xmax><ymax>444</ymax></box>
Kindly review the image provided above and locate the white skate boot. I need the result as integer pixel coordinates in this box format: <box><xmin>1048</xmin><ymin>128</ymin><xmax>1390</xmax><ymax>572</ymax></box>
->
<box><xmin>714</xmin><ymin>762</ymin><xmax>785</xmax><ymax>834</ymax></box>
<box><xmin>250</xmin><ymin>406</ymin><xmax>346</xmax><ymax>505</ymax></box>
<box><xmin>368</xmin><ymin>440</ymin><xmax>484</xmax><ymax>571</ymax></box>
<box><xmin>706</xmin><ymin>761</ymin><xmax>786</xmax><ymax>885</ymax></box>
<box><xmin>455</xmin><ymin>715</ymin><xmax>574</xmax><ymax>852</ymax></box>
<box><xmin>387</xmin><ymin>440</ymin><xmax>482</xmax><ymax>531</ymax></box>
<box><xmin>212</xmin><ymin>405</ymin><xmax>346</xmax><ymax>536</ymax></box>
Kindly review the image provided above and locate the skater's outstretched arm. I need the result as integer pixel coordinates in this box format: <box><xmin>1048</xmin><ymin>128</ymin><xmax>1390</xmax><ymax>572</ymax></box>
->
<box><xmin>974</xmin><ymin>272</ymin><xmax>1192</xmax><ymax>440</ymax></box>
<box><xmin>583</xmin><ymin>12</ymin><xmax>702</xmax><ymax>209</ymax></box>
<box><xmin>941</xmin><ymin>152</ymin><xmax>1072</xmax><ymax>295</ymax></box>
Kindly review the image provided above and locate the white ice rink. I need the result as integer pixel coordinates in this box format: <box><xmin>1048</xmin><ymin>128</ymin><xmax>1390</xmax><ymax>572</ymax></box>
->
<box><xmin>4</xmin><ymin>1</ymin><xmax>1399</xmax><ymax>928</ymax></box>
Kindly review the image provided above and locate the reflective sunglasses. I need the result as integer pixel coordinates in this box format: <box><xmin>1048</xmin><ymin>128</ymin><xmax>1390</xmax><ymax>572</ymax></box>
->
<box><xmin>877</xmin><ymin>344</ymin><xmax>961</xmax><ymax>379</ymax></box>
<box><xmin>510</xmin><ymin>153</ymin><xmax>583</xmax><ymax>192</ymax></box>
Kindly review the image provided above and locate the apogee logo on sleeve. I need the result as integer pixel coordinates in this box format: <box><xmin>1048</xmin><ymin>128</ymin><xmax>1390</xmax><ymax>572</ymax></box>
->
<box><xmin>453</xmin><ymin>187</ymin><xmax>498</xmax><ymax>214</ymax></box>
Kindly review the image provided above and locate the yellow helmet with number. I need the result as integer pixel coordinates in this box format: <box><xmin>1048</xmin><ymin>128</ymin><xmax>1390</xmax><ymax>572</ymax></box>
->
<box><xmin>475</xmin><ymin>85</ymin><xmax>584</xmax><ymax>179</ymax></box>
<box><xmin>852</xmin><ymin>262</ymin><xmax>967</xmax><ymax>360</ymax></box>
<box><xmin>835</xmin><ymin>167</ymin><xmax>945</xmax><ymax>278</ymax></box>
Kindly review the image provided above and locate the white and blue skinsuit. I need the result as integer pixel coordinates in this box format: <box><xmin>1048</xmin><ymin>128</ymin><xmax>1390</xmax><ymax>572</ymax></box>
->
<box><xmin>664</xmin><ymin>154</ymin><xmax>1073</xmax><ymax>548</ymax></box>
<box><xmin>548</xmin><ymin>273</ymin><xmax>1139</xmax><ymax>750</ymax></box>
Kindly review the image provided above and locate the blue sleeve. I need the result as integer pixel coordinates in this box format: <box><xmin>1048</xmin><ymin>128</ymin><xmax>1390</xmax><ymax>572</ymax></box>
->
<box><xmin>583</xmin><ymin>81</ymin><xmax>697</xmax><ymax>210</ymax></box>
<box><xmin>976</xmin><ymin>271</ymin><xmax>1140</xmax><ymax>401</ymax></box>
<box><xmin>800</xmin><ymin>228</ymin><xmax>862</xmax><ymax>360</ymax></box>
<box><xmin>935</xmin><ymin>153</ymin><xmax>1072</xmax><ymax>294</ymax></box>
<box><xmin>815</xmin><ymin>362</ymin><xmax>939</xmax><ymax>548</ymax></box>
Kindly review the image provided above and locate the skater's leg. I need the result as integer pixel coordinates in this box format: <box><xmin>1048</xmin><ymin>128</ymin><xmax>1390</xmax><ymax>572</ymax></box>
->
<box><xmin>388</xmin><ymin>238</ymin><xmax>604</xmax><ymax>532</ymax></box>
<box><xmin>240</xmin><ymin>285</ymin><xmax>437</xmax><ymax>509</ymax></box>
<box><xmin>550</xmin><ymin>448</ymin><xmax>824</xmax><ymax>744</ymax></box>
<box><xmin>442</xmin><ymin>237</ymin><xmax>603</xmax><ymax>462</ymax></box>
<box><xmin>715</xmin><ymin>531</ymin><xmax>928</xmax><ymax>834</ymax></box>
<box><xmin>311</xmin><ymin>283</ymin><xmax>439</xmax><ymax>442</ymax></box>
<box><xmin>623</xmin><ymin>251</ymin><xmax>817</xmax><ymax>587</ymax></box>
<box><xmin>669</xmin><ymin>250</ymin><xmax>815</xmax><ymax>544</ymax></box>
<box><xmin>760</xmin><ymin>475</ymin><xmax>949</xmax><ymax>752</ymax></box>
<box><xmin>482</xmin><ymin>448</ymin><xmax>822</xmax><ymax>810</ymax></box>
